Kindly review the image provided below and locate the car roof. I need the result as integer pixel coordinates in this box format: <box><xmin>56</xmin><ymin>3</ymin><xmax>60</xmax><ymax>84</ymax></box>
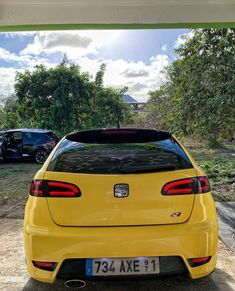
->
<box><xmin>6</xmin><ymin>128</ymin><xmax>52</xmax><ymax>134</ymax></box>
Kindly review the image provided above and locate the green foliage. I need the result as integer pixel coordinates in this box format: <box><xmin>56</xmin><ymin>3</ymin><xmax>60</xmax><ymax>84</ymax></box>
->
<box><xmin>95</xmin><ymin>63</ymin><xmax>106</xmax><ymax>88</ymax></box>
<box><xmin>147</xmin><ymin>29</ymin><xmax>235</xmax><ymax>147</ymax></box>
<box><xmin>0</xmin><ymin>95</ymin><xmax>22</xmax><ymax>129</ymax></box>
<box><xmin>145</xmin><ymin>85</ymin><xmax>172</xmax><ymax>129</ymax></box>
<box><xmin>198</xmin><ymin>158</ymin><xmax>235</xmax><ymax>201</ymax></box>
<box><xmin>189</xmin><ymin>145</ymin><xmax>235</xmax><ymax>201</ymax></box>
<box><xmin>1</xmin><ymin>62</ymin><xmax>131</xmax><ymax>135</ymax></box>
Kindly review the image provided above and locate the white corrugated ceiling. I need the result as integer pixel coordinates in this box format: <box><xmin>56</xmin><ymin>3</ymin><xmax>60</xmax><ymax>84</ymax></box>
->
<box><xmin>0</xmin><ymin>0</ymin><xmax>234</xmax><ymax>28</ymax></box>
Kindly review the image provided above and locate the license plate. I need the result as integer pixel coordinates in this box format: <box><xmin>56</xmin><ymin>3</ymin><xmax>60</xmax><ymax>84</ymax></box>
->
<box><xmin>86</xmin><ymin>257</ymin><xmax>160</xmax><ymax>276</ymax></box>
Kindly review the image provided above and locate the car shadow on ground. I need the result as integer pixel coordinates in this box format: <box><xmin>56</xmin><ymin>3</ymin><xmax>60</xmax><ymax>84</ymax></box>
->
<box><xmin>22</xmin><ymin>268</ymin><xmax>234</xmax><ymax>291</ymax></box>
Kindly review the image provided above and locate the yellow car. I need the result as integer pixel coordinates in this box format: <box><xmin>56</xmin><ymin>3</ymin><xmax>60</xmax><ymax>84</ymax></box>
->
<box><xmin>24</xmin><ymin>128</ymin><xmax>218</xmax><ymax>285</ymax></box>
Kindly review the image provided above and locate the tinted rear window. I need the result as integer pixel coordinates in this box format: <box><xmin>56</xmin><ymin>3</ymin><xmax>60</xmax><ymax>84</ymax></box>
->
<box><xmin>46</xmin><ymin>132</ymin><xmax>58</xmax><ymax>142</ymax></box>
<box><xmin>47</xmin><ymin>138</ymin><xmax>193</xmax><ymax>174</ymax></box>
<box><xmin>23</xmin><ymin>132</ymin><xmax>57</xmax><ymax>144</ymax></box>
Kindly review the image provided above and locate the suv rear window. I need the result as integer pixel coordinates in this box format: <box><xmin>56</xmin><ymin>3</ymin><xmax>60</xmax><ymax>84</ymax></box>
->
<box><xmin>47</xmin><ymin>130</ymin><xmax>192</xmax><ymax>174</ymax></box>
<box><xmin>23</xmin><ymin>132</ymin><xmax>57</xmax><ymax>144</ymax></box>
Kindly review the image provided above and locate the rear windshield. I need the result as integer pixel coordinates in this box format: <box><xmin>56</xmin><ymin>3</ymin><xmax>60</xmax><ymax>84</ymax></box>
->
<box><xmin>47</xmin><ymin>138</ymin><xmax>193</xmax><ymax>174</ymax></box>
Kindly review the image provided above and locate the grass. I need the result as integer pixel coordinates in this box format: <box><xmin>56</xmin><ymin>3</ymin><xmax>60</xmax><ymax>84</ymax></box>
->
<box><xmin>0</xmin><ymin>162</ymin><xmax>40</xmax><ymax>200</ymax></box>
<box><xmin>188</xmin><ymin>143</ymin><xmax>235</xmax><ymax>202</ymax></box>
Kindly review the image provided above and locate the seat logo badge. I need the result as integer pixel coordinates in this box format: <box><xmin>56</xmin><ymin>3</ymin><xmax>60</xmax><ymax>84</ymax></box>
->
<box><xmin>170</xmin><ymin>212</ymin><xmax>181</xmax><ymax>217</ymax></box>
<box><xmin>114</xmin><ymin>184</ymin><xmax>129</xmax><ymax>198</ymax></box>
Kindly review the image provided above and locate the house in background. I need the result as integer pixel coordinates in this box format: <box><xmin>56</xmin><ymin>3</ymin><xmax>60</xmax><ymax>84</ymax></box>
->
<box><xmin>123</xmin><ymin>94</ymin><xmax>146</xmax><ymax>113</ymax></box>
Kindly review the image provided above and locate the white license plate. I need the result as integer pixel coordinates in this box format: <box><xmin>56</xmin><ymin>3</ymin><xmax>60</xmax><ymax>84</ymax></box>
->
<box><xmin>86</xmin><ymin>257</ymin><xmax>160</xmax><ymax>276</ymax></box>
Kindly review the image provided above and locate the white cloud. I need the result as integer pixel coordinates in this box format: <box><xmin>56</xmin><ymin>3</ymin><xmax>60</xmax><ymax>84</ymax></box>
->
<box><xmin>0</xmin><ymin>47</ymin><xmax>48</xmax><ymax>67</ymax></box>
<box><xmin>0</xmin><ymin>30</ymin><xmax>170</xmax><ymax>102</ymax></box>
<box><xmin>0</xmin><ymin>52</ymin><xmax>169</xmax><ymax>101</ymax></box>
<box><xmin>56</xmin><ymin>53</ymin><xmax>169</xmax><ymax>101</ymax></box>
<box><xmin>121</xmin><ymin>68</ymin><xmax>149</xmax><ymax>78</ymax></box>
<box><xmin>21</xmin><ymin>31</ymin><xmax>121</xmax><ymax>57</ymax></box>
<box><xmin>0</xmin><ymin>67</ymin><xmax>20</xmax><ymax>97</ymax></box>
<box><xmin>102</xmin><ymin>54</ymin><xmax>169</xmax><ymax>101</ymax></box>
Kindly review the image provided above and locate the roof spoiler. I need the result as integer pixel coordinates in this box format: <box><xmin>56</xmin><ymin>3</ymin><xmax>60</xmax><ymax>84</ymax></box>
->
<box><xmin>66</xmin><ymin>128</ymin><xmax>172</xmax><ymax>143</ymax></box>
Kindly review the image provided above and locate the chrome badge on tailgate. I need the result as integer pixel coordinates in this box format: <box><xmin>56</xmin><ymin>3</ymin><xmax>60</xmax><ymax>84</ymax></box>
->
<box><xmin>114</xmin><ymin>184</ymin><xmax>129</xmax><ymax>198</ymax></box>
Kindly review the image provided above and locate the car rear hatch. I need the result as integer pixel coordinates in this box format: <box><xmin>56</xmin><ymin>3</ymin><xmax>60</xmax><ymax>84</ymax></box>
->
<box><xmin>45</xmin><ymin>129</ymin><xmax>197</xmax><ymax>227</ymax></box>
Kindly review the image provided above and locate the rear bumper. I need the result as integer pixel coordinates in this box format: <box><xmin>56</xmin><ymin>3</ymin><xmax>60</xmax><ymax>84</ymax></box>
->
<box><xmin>24</xmin><ymin>193</ymin><xmax>218</xmax><ymax>283</ymax></box>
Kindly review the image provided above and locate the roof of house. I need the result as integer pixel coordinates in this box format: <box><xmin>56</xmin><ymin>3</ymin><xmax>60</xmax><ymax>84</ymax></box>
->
<box><xmin>123</xmin><ymin>94</ymin><xmax>138</xmax><ymax>104</ymax></box>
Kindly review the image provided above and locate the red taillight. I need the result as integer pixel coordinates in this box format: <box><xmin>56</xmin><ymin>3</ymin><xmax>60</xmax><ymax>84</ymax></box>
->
<box><xmin>30</xmin><ymin>180</ymin><xmax>43</xmax><ymax>196</ymax></box>
<box><xmin>188</xmin><ymin>256</ymin><xmax>211</xmax><ymax>267</ymax></box>
<box><xmin>161</xmin><ymin>176</ymin><xmax>210</xmax><ymax>195</ymax></box>
<box><xmin>47</xmin><ymin>140</ymin><xmax>56</xmax><ymax>147</ymax></box>
<box><xmin>102</xmin><ymin>130</ymin><xmax>137</xmax><ymax>135</ymax></box>
<box><xmin>198</xmin><ymin>176</ymin><xmax>210</xmax><ymax>193</ymax></box>
<box><xmin>30</xmin><ymin>180</ymin><xmax>81</xmax><ymax>197</ymax></box>
<box><xmin>33</xmin><ymin>260</ymin><xmax>57</xmax><ymax>271</ymax></box>
<box><xmin>47</xmin><ymin>181</ymin><xmax>80</xmax><ymax>197</ymax></box>
<box><xmin>162</xmin><ymin>178</ymin><xmax>195</xmax><ymax>195</ymax></box>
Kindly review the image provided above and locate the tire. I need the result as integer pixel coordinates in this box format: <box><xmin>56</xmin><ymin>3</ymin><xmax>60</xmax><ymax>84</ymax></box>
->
<box><xmin>34</xmin><ymin>149</ymin><xmax>48</xmax><ymax>164</ymax></box>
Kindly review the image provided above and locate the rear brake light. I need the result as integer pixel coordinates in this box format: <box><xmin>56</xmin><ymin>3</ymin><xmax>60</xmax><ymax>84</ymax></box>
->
<box><xmin>162</xmin><ymin>178</ymin><xmax>195</xmax><ymax>195</ymax></box>
<box><xmin>30</xmin><ymin>180</ymin><xmax>81</xmax><ymax>197</ymax></box>
<box><xmin>188</xmin><ymin>256</ymin><xmax>211</xmax><ymax>267</ymax></box>
<box><xmin>33</xmin><ymin>260</ymin><xmax>57</xmax><ymax>271</ymax></box>
<box><xmin>198</xmin><ymin>176</ymin><xmax>210</xmax><ymax>193</ymax></box>
<box><xmin>47</xmin><ymin>140</ymin><xmax>56</xmax><ymax>147</ymax></box>
<box><xmin>161</xmin><ymin>176</ymin><xmax>210</xmax><ymax>195</ymax></box>
<box><xmin>47</xmin><ymin>181</ymin><xmax>80</xmax><ymax>197</ymax></box>
<box><xmin>102</xmin><ymin>130</ymin><xmax>137</xmax><ymax>135</ymax></box>
<box><xmin>30</xmin><ymin>180</ymin><xmax>43</xmax><ymax>196</ymax></box>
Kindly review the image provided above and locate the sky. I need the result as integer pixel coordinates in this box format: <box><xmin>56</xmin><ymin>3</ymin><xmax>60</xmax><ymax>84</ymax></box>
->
<box><xmin>0</xmin><ymin>29</ymin><xmax>189</xmax><ymax>102</ymax></box>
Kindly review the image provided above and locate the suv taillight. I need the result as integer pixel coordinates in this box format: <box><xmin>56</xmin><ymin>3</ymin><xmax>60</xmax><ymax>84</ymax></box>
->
<box><xmin>30</xmin><ymin>180</ymin><xmax>81</xmax><ymax>197</ymax></box>
<box><xmin>47</xmin><ymin>140</ymin><xmax>56</xmax><ymax>147</ymax></box>
<box><xmin>161</xmin><ymin>176</ymin><xmax>210</xmax><ymax>195</ymax></box>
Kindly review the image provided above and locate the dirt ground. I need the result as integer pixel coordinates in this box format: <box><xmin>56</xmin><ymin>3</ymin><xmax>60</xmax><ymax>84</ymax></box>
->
<box><xmin>0</xmin><ymin>219</ymin><xmax>234</xmax><ymax>291</ymax></box>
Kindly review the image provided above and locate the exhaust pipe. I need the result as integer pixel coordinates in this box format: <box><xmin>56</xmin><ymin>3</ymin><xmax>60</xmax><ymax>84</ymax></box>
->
<box><xmin>64</xmin><ymin>279</ymin><xmax>87</xmax><ymax>289</ymax></box>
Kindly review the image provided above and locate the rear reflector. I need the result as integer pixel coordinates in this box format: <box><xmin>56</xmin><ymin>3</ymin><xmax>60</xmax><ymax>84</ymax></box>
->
<box><xmin>33</xmin><ymin>260</ymin><xmax>57</xmax><ymax>271</ymax></box>
<box><xmin>30</xmin><ymin>180</ymin><xmax>81</xmax><ymax>197</ymax></box>
<box><xmin>161</xmin><ymin>176</ymin><xmax>210</xmax><ymax>195</ymax></box>
<box><xmin>188</xmin><ymin>256</ymin><xmax>211</xmax><ymax>267</ymax></box>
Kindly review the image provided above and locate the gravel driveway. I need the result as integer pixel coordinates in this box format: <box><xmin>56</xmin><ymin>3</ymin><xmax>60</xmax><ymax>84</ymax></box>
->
<box><xmin>0</xmin><ymin>219</ymin><xmax>234</xmax><ymax>291</ymax></box>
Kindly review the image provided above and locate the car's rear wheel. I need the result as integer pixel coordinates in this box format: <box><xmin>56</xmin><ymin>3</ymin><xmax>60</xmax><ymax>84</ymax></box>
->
<box><xmin>34</xmin><ymin>149</ymin><xmax>48</xmax><ymax>164</ymax></box>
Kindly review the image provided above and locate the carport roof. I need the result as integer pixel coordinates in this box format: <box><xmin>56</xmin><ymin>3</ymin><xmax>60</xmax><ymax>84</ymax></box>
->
<box><xmin>0</xmin><ymin>0</ymin><xmax>234</xmax><ymax>31</ymax></box>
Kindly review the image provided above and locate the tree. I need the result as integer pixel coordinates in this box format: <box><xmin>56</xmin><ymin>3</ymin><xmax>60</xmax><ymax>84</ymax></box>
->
<box><xmin>0</xmin><ymin>95</ymin><xmax>22</xmax><ymax>129</ymax></box>
<box><xmin>15</xmin><ymin>64</ymin><xmax>92</xmax><ymax>135</ymax></box>
<box><xmin>91</xmin><ymin>64</ymin><xmax>131</xmax><ymax>128</ymax></box>
<box><xmin>95</xmin><ymin>63</ymin><xmax>106</xmax><ymax>88</ymax></box>
<box><xmin>147</xmin><ymin>29</ymin><xmax>235</xmax><ymax>147</ymax></box>
<box><xmin>13</xmin><ymin>63</ymin><xmax>131</xmax><ymax>135</ymax></box>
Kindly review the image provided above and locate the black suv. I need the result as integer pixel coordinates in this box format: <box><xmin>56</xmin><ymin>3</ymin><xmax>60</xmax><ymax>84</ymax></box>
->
<box><xmin>0</xmin><ymin>129</ymin><xmax>58</xmax><ymax>164</ymax></box>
